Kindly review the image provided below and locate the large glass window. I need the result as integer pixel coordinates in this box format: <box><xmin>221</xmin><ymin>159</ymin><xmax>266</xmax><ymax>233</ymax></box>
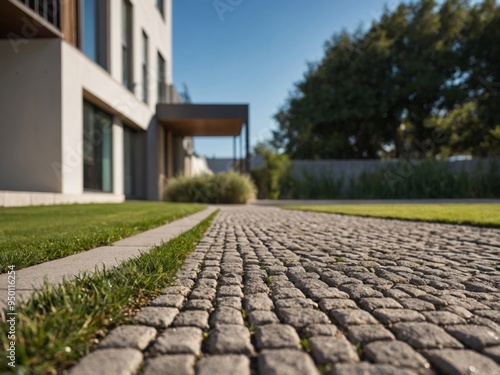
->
<box><xmin>142</xmin><ymin>31</ymin><xmax>149</xmax><ymax>104</ymax></box>
<box><xmin>122</xmin><ymin>0</ymin><xmax>133</xmax><ymax>89</ymax></box>
<box><xmin>83</xmin><ymin>101</ymin><xmax>113</xmax><ymax>192</ymax></box>
<box><xmin>157</xmin><ymin>52</ymin><xmax>166</xmax><ymax>103</ymax></box>
<box><xmin>156</xmin><ymin>0</ymin><xmax>165</xmax><ymax>18</ymax></box>
<box><xmin>82</xmin><ymin>0</ymin><xmax>108</xmax><ymax>70</ymax></box>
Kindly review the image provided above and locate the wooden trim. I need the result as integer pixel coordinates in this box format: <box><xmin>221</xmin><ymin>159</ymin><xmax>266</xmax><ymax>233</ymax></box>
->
<box><xmin>61</xmin><ymin>0</ymin><xmax>78</xmax><ymax>46</ymax></box>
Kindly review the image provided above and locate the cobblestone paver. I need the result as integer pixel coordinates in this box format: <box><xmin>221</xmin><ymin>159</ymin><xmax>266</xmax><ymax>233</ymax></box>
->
<box><xmin>70</xmin><ymin>206</ymin><xmax>500</xmax><ymax>374</ymax></box>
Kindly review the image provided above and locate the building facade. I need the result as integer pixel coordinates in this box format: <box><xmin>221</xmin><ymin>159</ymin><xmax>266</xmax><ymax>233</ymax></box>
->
<box><xmin>0</xmin><ymin>0</ymin><xmax>249</xmax><ymax>207</ymax></box>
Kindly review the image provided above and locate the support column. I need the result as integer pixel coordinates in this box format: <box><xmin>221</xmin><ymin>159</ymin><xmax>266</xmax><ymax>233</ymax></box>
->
<box><xmin>245</xmin><ymin>122</ymin><xmax>250</xmax><ymax>174</ymax></box>
<box><xmin>239</xmin><ymin>131</ymin><xmax>243</xmax><ymax>173</ymax></box>
<box><xmin>233</xmin><ymin>136</ymin><xmax>237</xmax><ymax>172</ymax></box>
<box><xmin>167</xmin><ymin>130</ymin><xmax>174</xmax><ymax>178</ymax></box>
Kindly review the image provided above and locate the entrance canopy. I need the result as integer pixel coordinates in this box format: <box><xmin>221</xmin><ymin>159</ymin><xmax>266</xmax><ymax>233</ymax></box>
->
<box><xmin>156</xmin><ymin>103</ymin><xmax>250</xmax><ymax>172</ymax></box>
<box><xmin>156</xmin><ymin>104</ymin><xmax>248</xmax><ymax>137</ymax></box>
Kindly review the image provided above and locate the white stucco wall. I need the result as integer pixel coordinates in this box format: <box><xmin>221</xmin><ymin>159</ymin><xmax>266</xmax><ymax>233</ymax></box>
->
<box><xmin>0</xmin><ymin>39</ymin><xmax>63</xmax><ymax>193</ymax></box>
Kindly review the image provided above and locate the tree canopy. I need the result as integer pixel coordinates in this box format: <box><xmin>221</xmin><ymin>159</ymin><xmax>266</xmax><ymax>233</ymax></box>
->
<box><xmin>272</xmin><ymin>0</ymin><xmax>500</xmax><ymax>159</ymax></box>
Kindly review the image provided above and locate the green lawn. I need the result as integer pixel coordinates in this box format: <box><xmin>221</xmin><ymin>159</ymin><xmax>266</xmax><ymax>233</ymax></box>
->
<box><xmin>0</xmin><ymin>211</ymin><xmax>217</xmax><ymax>374</ymax></box>
<box><xmin>0</xmin><ymin>202</ymin><xmax>205</xmax><ymax>273</ymax></box>
<box><xmin>284</xmin><ymin>204</ymin><xmax>500</xmax><ymax>227</ymax></box>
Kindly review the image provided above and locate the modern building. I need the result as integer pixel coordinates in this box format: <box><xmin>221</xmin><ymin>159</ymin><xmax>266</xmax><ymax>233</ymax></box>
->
<box><xmin>0</xmin><ymin>0</ymin><xmax>249</xmax><ymax>207</ymax></box>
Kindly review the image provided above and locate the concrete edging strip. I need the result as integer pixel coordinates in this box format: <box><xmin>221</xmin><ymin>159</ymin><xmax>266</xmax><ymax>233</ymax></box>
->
<box><xmin>0</xmin><ymin>206</ymin><xmax>217</xmax><ymax>309</ymax></box>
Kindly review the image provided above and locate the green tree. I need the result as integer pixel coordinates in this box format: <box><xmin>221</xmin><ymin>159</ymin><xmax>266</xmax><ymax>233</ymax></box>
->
<box><xmin>251</xmin><ymin>143</ymin><xmax>291</xmax><ymax>199</ymax></box>
<box><xmin>272</xmin><ymin>0</ymin><xmax>498</xmax><ymax>160</ymax></box>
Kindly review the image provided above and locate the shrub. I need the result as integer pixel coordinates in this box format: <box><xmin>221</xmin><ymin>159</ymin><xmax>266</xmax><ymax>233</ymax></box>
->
<box><xmin>251</xmin><ymin>143</ymin><xmax>291</xmax><ymax>199</ymax></box>
<box><xmin>164</xmin><ymin>172</ymin><xmax>256</xmax><ymax>204</ymax></box>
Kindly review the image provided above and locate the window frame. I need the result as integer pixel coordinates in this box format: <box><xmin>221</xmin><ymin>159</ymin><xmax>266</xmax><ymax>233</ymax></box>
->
<box><xmin>83</xmin><ymin>100</ymin><xmax>114</xmax><ymax>193</ymax></box>
<box><xmin>81</xmin><ymin>0</ymin><xmax>110</xmax><ymax>71</ymax></box>
<box><xmin>121</xmin><ymin>0</ymin><xmax>133</xmax><ymax>90</ymax></box>
<box><xmin>142</xmin><ymin>30</ymin><xmax>149</xmax><ymax>104</ymax></box>
<box><xmin>156</xmin><ymin>0</ymin><xmax>165</xmax><ymax>19</ymax></box>
<box><xmin>157</xmin><ymin>51</ymin><xmax>166</xmax><ymax>103</ymax></box>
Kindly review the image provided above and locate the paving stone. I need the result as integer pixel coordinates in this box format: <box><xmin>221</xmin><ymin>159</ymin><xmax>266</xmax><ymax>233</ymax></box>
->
<box><xmin>424</xmin><ymin>349</ymin><xmax>500</xmax><ymax>374</ymax></box>
<box><xmin>398</xmin><ymin>298</ymin><xmax>436</xmax><ymax>311</ymax></box>
<box><xmin>248</xmin><ymin>310</ymin><xmax>280</xmax><ymax>325</ymax></box>
<box><xmin>199</xmin><ymin>271</ymin><xmax>218</xmax><ymax>279</ymax></box>
<box><xmin>275</xmin><ymin>298</ymin><xmax>317</xmax><ymax>309</ymax></box>
<box><xmin>385</xmin><ymin>289</ymin><xmax>411</xmax><ymax>299</ymax></box>
<box><xmin>466</xmin><ymin>281</ymin><xmax>498</xmax><ymax>293</ymax></box>
<box><xmin>446</xmin><ymin>325</ymin><xmax>500</xmax><ymax>350</ymax></box>
<box><xmin>272</xmin><ymin>288</ymin><xmax>307</xmax><ymax>300</ymax></box>
<box><xmin>190</xmin><ymin>287</ymin><xmax>217</xmax><ymax>300</ymax></box>
<box><xmin>150</xmin><ymin>294</ymin><xmax>185</xmax><ymax>308</ymax></box>
<box><xmin>475</xmin><ymin>309</ymin><xmax>500</xmax><ymax>324</ymax></box>
<box><xmin>305</xmin><ymin>288</ymin><xmax>349</xmax><ymax>301</ymax></box>
<box><xmin>133</xmin><ymin>307</ymin><xmax>179</xmax><ymax>329</ymax></box>
<box><xmin>302</xmin><ymin>324</ymin><xmax>338</xmax><ymax>338</ymax></box>
<box><xmin>184</xmin><ymin>299</ymin><xmax>213</xmax><ymax>312</ymax></box>
<box><xmin>442</xmin><ymin>305</ymin><xmax>473</xmax><ymax>319</ymax></box>
<box><xmin>339</xmin><ymin>284</ymin><xmax>384</xmax><ymax>299</ymax></box>
<box><xmin>244</xmin><ymin>294</ymin><xmax>274</xmax><ymax>312</ymax></box>
<box><xmin>270</xmin><ymin>280</ymin><xmax>295</xmax><ymax>289</ymax></box>
<box><xmin>277</xmin><ymin>308</ymin><xmax>330</xmax><ymax>329</ymax></box>
<box><xmin>208</xmin><ymin>325</ymin><xmax>255</xmax><ymax>355</ymax></box>
<box><xmin>364</xmin><ymin>340</ymin><xmax>430</xmax><ymax>369</ymax></box>
<box><xmin>175</xmin><ymin>278</ymin><xmax>196</xmax><ymax>289</ymax></box>
<box><xmin>143</xmin><ymin>355</ymin><xmax>195</xmax><ymax>375</ymax></box>
<box><xmin>216</xmin><ymin>296</ymin><xmax>242</xmax><ymax>310</ymax></box>
<box><xmin>373</xmin><ymin>309</ymin><xmax>426</xmax><ymax>325</ymax></box>
<box><xmin>98</xmin><ymin>325</ymin><xmax>156</xmax><ymax>350</ymax></box>
<box><xmin>347</xmin><ymin>325</ymin><xmax>395</xmax><ymax>344</ymax></box>
<box><xmin>331</xmin><ymin>309</ymin><xmax>379</xmax><ymax>327</ymax></box>
<box><xmin>196</xmin><ymin>278</ymin><xmax>218</xmax><ymax>289</ymax></box>
<box><xmin>258</xmin><ymin>349</ymin><xmax>320</xmax><ymax>375</ymax></box>
<box><xmin>393</xmin><ymin>322</ymin><xmax>464</xmax><ymax>349</ymax></box>
<box><xmin>173</xmin><ymin>311</ymin><xmax>209</xmax><ymax>330</ymax></box>
<box><xmin>482</xmin><ymin>345</ymin><xmax>500</xmax><ymax>362</ymax></box>
<box><xmin>69</xmin><ymin>348</ymin><xmax>143</xmax><ymax>375</ymax></box>
<box><xmin>309</xmin><ymin>336</ymin><xmax>359</xmax><ymax>365</ymax></box>
<box><xmin>256</xmin><ymin>324</ymin><xmax>301</xmax><ymax>349</ymax></box>
<box><xmin>422</xmin><ymin>311</ymin><xmax>467</xmax><ymax>325</ymax></box>
<box><xmin>217</xmin><ymin>285</ymin><xmax>244</xmax><ymax>298</ymax></box>
<box><xmin>359</xmin><ymin>298</ymin><xmax>403</xmax><ymax>312</ymax></box>
<box><xmin>197</xmin><ymin>355</ymin><xmax>250</xmax><ymax>375</ymax></box>
<box><xmin>152</xmin><ymin>327</ymin><xmax>203</xmax><ymax>355</ymax></box>
<box><xmin>319</xmin><ymin>298</ymin><xmax>358</xmax><ymax>311</ymax></box>
<box><xmin>163</xmin><ymin>286</ymin><xmax>191</xmax><ymax>297</ymax></box>
<box><xmin>329</xmin><ymin>363</ymin><xmax>419</xmax><ymax>375</ymax></box>
<box><xmin>220</xmin><ymin>275</ymin><xmax>242</xmax><ymax>286</ymax></box>
<box><xmin>210</xmin><ymin>307</ymin><xmax>244</xmax><ymax>326</ymax></box>
<box><xmin>418</xmin><ymin>294</ymin><xmax>448</xmax><ymax>308</ymax></box>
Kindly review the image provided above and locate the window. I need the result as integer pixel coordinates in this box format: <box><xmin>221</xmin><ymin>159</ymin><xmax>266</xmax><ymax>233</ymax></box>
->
<box><xmin>121</xmin><ymin>0</ymin><xmax>133</xmax><ymax>90</ymax></box>
<box><xmin>83</xmin><ymin>101</ymin><xmax>113</xmax><ymax>192</ymax></box>
<box><xmin>142</xmin><ymin>31</ymin><xmax>149</xmax><ymax>104</ymax></box>
<box><xmin>156</xmin><ymin>0</ymin><xmax>165</xmax><ymax>18</ymax></box>
<box><xmin>82</xmin><ymin>0</ymin><xmax>108</xmax><ymax>70</ymax></box>
<box><xmin>157</xmin><ymin>52</ymin><xmax>166</xmax><ymax>103</ymax></box>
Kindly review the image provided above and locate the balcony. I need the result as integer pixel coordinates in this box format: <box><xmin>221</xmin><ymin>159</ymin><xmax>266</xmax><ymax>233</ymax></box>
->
<box><xmin>0</xmin><ymin>0</ymin><xmax>62</xmax><ymax>39</ymax></box>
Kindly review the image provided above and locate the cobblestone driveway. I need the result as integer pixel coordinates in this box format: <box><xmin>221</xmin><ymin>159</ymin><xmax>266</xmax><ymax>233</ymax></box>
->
<box><xmin>72</xmin><ymin>206</ymin><xmax>500</xmax><ymax>375</ymax></box>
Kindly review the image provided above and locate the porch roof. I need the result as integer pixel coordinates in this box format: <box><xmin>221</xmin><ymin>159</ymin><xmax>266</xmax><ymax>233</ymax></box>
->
<box><xmin>156</xmin><ymin>104</ymin><xmax>248</xmax><ymax>137</ymax></box>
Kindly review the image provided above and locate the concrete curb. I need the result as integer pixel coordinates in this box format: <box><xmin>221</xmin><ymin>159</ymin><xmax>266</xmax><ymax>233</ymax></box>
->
<box><xmin>0</xmin><ymin>207</ymin><xmax>217</xmax><ymax>309</ymax></box>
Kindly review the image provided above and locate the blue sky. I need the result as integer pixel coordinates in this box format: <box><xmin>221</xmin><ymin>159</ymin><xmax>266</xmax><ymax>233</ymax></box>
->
<box><xmin>173</xmin><ymin>0</ymin><xmax>405</xmax><ymax>158</ymax></box>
